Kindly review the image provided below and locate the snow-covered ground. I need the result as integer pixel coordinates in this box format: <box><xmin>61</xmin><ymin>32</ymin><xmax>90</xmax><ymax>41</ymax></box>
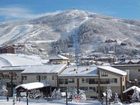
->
<box><xmin>0</xmin><ymin>98</ymin><xmax>140</xmax><ymax>105</ymax></box>
<box><xmin>0</xmin><ymin>98</ymin><xmax>101</xmax><ymax>105</ymax></box>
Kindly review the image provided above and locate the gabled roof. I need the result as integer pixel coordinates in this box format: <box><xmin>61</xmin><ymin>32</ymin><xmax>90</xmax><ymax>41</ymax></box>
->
<box><xmin>16</xmin><ymin>82</ymin><xmax>49</xmax><ymax>90</ymax></box>
<box><xmin>123</xmin><ymin>86</ymin><xmax>140</xmax><ymax>93</ymax></box>
<box><xmin>59</xmin><ymin>65</ymin><xmax>98</xmax><ymax>77</ymax></box>
<box><xmin>98</xmin><ymin>66</ymin><xmax>127</xmax><ymax>76</ymax></box>
<box><xmin>21</xmin><ymin>64</ymin><xmax>67</xmax><ymax>74</ymax></box>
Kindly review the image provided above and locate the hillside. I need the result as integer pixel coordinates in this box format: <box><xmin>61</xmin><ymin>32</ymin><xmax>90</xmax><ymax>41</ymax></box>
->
<box><xmin>0</xmin><ymin>10</ymin><xmax>140</xmax><ymax>58</ymax></box>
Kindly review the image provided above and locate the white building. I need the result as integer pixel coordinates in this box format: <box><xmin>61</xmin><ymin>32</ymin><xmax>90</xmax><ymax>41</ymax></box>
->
<box><xmin>21</xmin><ymin>64</ymin><xmax>67</xmax><ymax>87</ymax></box>
<box><xmin>59</xmin><ymin>65</ymin><xmax>127</xmax><ymax>98</ymax></box>
<box><xmin>0</xmin><ymin>54</ymin><xmax>127</xmax><ymax>98</ymax></box>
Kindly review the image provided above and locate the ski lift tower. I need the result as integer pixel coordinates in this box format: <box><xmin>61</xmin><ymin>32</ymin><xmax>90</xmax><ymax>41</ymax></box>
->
<box><xmin>72</xmin><ymin>28</ymin><xmax>81</xmax><ymax>94</ymax></box>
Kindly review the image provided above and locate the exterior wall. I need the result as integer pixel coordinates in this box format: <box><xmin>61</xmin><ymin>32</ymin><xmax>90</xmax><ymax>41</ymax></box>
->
<box><xmin>112</xmin><ymin>64</ymin><xmax>140</xmax><ymax>81</ymax></box>
<box><xmin>59</xmin><ymin>72</ymin><xmax>126</xmax><ymax>98</ymax></box>
<box><xmin>99</xmin><ymin>69</ymin><xmax>126</xmax><ymax>95</ymax></box>
<box><xmin>99</xmin><ymin>70</ymin><xmax>121</xmax><ymax>86</ymax></box>
<box><xmin>0</xmin><ymin>71</ymin><xmax>22</xmax><ymax>85</ymax></box>
<box><xmin>0</xmin><ymin>71</ymin><xmax>22</xmax><ymax>96</ymax></box>
<box><xmin>59</xmin><ymin>77</ymin><xmax>98</xmax><ymax>98</ymax></box>
<box><xmin>21</xmin><ymin>74</ymin><xmax>58</xmax><ymax>87</ymax></box>
<box><xmin>0</xmin><ymin>66</ymin><xmax>127</xmax><ymax>98</ymax></box>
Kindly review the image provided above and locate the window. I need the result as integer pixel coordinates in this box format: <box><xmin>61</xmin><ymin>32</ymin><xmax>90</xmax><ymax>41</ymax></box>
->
<box><xmin>100</xmin><ymin>79</ymin><xmax>109</xmax><ymax>84</ymax></box>
<box><xmin>114</xmin><ymin>78</ymin><xmax>117</xmax><ymax>83</ymax></box>
<box><xmin>59</xmin><ymin>79</ymin><xmax>68</xmax><ymax>84</ymax></box>
<box><xmin>110</xmin><ymin>78</ymin><xmax>117</xmax><ymax>83</ymax></box>
<box><xmin>3</xmin><ymin>74</ymin><xmax>10</xmax><ymax>79</ymax></box>
<box><xmin>68</xmin><ymin>78</ymin><xmax>75</xmax><ymax>83</ymax></box>
<box><xmin>89</xmin><ymin>87</ymin><xmax>96</xmax><ymax>91</ymax></box>
<box><xmin>52</xmin><ymin>76</ymin><xmax>54</xmax><ymax>80</ymax></box>
<box><xmin>36</xmin><ymin>75</ymin><xmax>41</xmax><ymax>81</ymax></box>
<box><xmin>59</xmin><ymin>79</ymin><xmax>64</xmax><ymax>84</ymax></box>
<box><xmin>101</xmin><ymin>71</ymin><xmax>108</xmax><ymax>77</ymax></box>
<box><xmin>22</xmin><ymin>76</ymin><xmax>27</xmax><ymax>80</ymax></box>
<box><xmin>80</xmin><ymin>87</ymin><xmax>88</xmax><ymax>91</ymax></box>
<box><xmin>65</xmin><ymin>79</ymin><xmax>68</xmax><ymax>84</ymax></box>
<box><xmin>42</xmin><ymin>76</ymin><xmax>47</xmax><ymax>80</ymax></box>
<box><xmin>82</xmin><ymin>78</ymin><xmax>88</xmax><ymax>83</ymax></box>
<box><xmin>89</xmin><ymin>79</ymin><xmax>95</xmax><ymax>84</ymax></box>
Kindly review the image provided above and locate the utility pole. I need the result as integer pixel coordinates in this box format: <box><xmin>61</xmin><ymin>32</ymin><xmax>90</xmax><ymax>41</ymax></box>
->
<box><xmin>106</xmin><ymin>89</ymin><xmax>108</xmax><ymax>105</ymax></box>
<box><xmin>77</xmin><ymin>78</ymin><xmax>79</xmax><ymax>94</ymax></box>
<box><xmin>97</xmin><ymin>69</ymin><xmax>101</xmax><ymax>100</ymax></box>
<box><xmin>66</xmin><ymin>87</ymin><xmax>68</xmax><ymax>105</ymax></box>
<box><xmin>10</xmin><ymin>72</ymin><xmax>14</xmax><ymax>97</ymax></box>
<box><xmin>38</xmin><ymin>75</ymin><xmax>41</xmax><ymax>82</ymax></box>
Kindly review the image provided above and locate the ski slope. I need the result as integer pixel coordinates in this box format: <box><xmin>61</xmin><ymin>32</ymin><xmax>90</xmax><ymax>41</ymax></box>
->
<box><xmin>0</xmin><ymin>25</ymin><xmax>33</xmax><ymax>45</ymax></box>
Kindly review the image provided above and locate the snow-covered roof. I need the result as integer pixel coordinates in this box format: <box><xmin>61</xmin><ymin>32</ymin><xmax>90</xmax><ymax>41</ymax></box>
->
<box><xmin>49</xmin><ymin>54</ymin><xmax>69</xmax><ymax>60</ymax></box>
<box><xmin>16</xmin><ymin>82</ymin><xmax>49</xmax><ymax>90</ymax></box>
<box><xmin>123</xmin><ymin>86</ymin><xmax>140</xmax><ymax>93</ymax></box>
<box><xmin>59</xmin><ymin>65</ymin><xmax>98</xmax><ymax>77</ymax></box>
<box><xmin>98</xmin><ymin>66</ymin><xmax>127</xmax><ymax>76</ymax></box>
<box><xmin>21</xmin><ymin>64</ymin><xmax>67</xmax><ymax>74</ymax></box>
<box><xmin>0</xmin><ymin>66</ymin><xmax>24</xmax><ymax>71</ymax></box>
<box><xmin>0</xmin><ymin>54</ymin><xmax>43</xmax><ymax>67</ymax></box>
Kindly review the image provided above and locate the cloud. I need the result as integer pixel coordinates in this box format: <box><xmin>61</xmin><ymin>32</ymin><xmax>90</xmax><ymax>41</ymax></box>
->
<box><xmin>0</xmin><ymin>7</ymin><xmax>36</xmax><ymax>21</ymax></box>
<box><xmin>0</xmin><ymin>7</ymin><xmax>62</xmax><ymax>22</ymax></box>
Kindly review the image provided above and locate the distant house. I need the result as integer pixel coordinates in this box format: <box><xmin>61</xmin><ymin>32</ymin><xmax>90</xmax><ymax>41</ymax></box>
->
<box><xmin>123</xmin><ymin>86</ymin><xmax>140</xmax><ymax>101</ymax></box>
<box><xmin>48</xmin><ymin>54</ymin><xmax>69</xmax><ymax>64</ymax></box>
<box><xmin>105</xmin><ymin>39</ymin><xmax>117</xmax><ymax>43</ymax></box>
<box><xmin>95</xmin><ymin>56</ymin><xmax>116</xmax><ymax>63</ymax></box>
<box><xmin>112</xmin><ymin>64</ymin><xmax>140</xmax><ymax>82</ymax></box>
<box><xmin>115</xmin><ymin>59</ymin><xmax>140</xmax><ymax>65</ymax></box>
<box><xmin>80</xmin><ymin>57</ymin><xmax>95</xmax><ymax>65</ymax></box>
<box><xmin>0</xmin><ymin>45</ymin><xmax>15</xmax><ymax>54</ymax></box>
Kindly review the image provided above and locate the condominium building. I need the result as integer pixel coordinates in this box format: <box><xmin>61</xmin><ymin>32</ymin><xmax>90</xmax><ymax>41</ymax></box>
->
<box><xmin>59</xmin><ymin>65</ymin><xmax>127</xmax><ymax>98</ymax></box>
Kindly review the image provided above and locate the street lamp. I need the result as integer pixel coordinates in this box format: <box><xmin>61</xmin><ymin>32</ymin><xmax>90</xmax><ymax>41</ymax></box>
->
<box><xmin>26</xmin><ymin>90</ymin><xmax>29</xmax><ymax>105</ymax></box>
<box><xmin>66</xmin><ymin>87</ymin><xmax>68</xmax><ymax>105</ymax></box>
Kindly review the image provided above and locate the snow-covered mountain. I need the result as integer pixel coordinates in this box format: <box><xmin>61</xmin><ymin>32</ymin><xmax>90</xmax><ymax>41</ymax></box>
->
<box><xmin>0</xmin><ymin>9</ymin><xmax>140</xmax><ymax>57</ymax></box>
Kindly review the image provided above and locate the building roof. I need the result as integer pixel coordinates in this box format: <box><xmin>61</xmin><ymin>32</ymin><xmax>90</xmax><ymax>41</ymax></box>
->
<box><xmin>0</xmin><ymin>66</ymin><xmax>24</xmax><ymax>72</ymax></box>
<box><xmin>123</xmin><ymin>86</ymin><xmax>140</xmax><ymax>93</ymax></box>
<box><xmin>60</xmin><ymin>65</ymin><xmax>127</xmax><ymax>77</ymax></box>
<box><xmin>21</xmin><ymin>64</ymin><xmax>67</xmax><ymax>74</ymax></box>
<box><xmin>98</xmin><ymin>66</ymin><xmax>127</xmax><ymax>76</ymax></box>
<box><xmin>59</xmin><ymin>65</ymin><xmax>98</xmax><ymax>77</ymax></box>
<box><xmin>0</xmin><ymin>54</ymin><xmax>43</xmax><ymax>67</ymax></box>
<box><xmin>15</xmin><ymin>82</ymin><xmax>49</xmax><ymax>90</ymax></box>
<box><xmin>49</xmin><ymin>54</ymin><xmax>69</xmax><ymax>60</ymax></box>
<box><xmin>112</xmin><ymin>64</ymin><xmax>140</xmax><ymax>68</ymax></box>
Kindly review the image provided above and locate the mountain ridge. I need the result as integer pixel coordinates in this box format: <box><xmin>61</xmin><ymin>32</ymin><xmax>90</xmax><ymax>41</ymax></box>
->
<box><xmin>0</xmin><ymin>9</ymin><xmax>140</xmax><ymax>58</ymax></box>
